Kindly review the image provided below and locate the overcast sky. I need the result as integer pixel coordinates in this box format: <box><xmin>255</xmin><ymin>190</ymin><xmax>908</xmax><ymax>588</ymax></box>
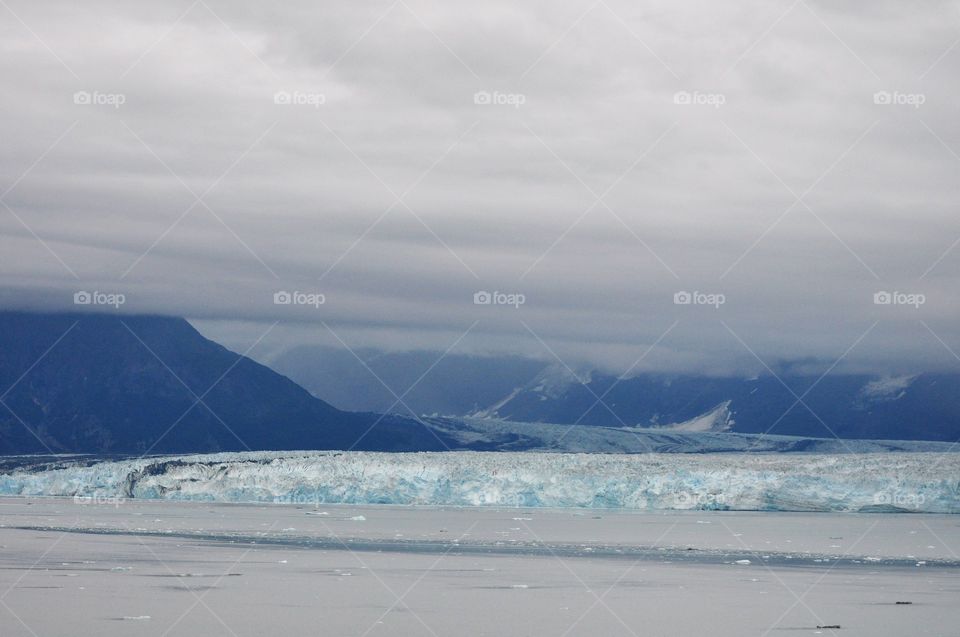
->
<box><xmin>1</xmin><ymin>0</ymin><xmax>959</xmax><ymax>375</ymax></box>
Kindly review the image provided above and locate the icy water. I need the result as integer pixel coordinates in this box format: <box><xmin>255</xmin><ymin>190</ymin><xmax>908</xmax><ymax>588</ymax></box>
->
<box><xmin>0</xmin><ymin>498</ymin><xmax>958</xmax><ymax>636</ymax></box>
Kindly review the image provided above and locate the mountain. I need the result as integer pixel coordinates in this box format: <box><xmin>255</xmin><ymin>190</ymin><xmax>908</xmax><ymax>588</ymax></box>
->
<box><xmin>2</xmin><ymin>311</ymin><xmax>957</xmax><ymax>455</ymax></box>
<box><xmin>267</xmin><ymin>343</ymin><xmax>960</xmax><ymax>442</ymax></box>
<box><xmin>269</xmin><ymin>345</ymin><xmax>547</xmax><ymax>416</ymax></box>
<box><xmin>0</xmin><ymin>312</ymin><xmax>450</xmax><ymax>454</ymax></box>
<box><xmin>478</xmin><ymin>365</ymin><xmax>960</xmax><ymax>442</ymax></box>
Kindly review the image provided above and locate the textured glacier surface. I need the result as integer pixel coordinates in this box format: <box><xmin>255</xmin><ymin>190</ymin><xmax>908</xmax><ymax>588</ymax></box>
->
<box><xmin>1</xmin><ymin>451</ymin><xmax>957</xmax><ymax>512</ymax></box>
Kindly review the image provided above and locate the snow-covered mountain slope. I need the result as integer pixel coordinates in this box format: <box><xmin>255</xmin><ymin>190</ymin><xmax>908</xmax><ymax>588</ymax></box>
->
<box><xmin>1</xmin><ymin>451</ymin><xmax>957</xmax><ymax>512</ymax></box>
<box><xmin>858</xmin><ymin>375</ymin><xmax>916</xmax><ymax>404</ymax></box>
<box><xmin>658</xmin><ymin>401</ymin><xmax>734</xmax><ymax>432</ymax></box>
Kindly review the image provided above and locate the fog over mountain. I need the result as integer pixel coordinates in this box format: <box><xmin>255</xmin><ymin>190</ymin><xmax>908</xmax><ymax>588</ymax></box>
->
<box><xmin>12</xmin><ymin>309</ymin><xmax>956</xmax><ymax>455</ymax></box>
<box><xmin>269</xmin><ymin>344</ymin><xmax>960</xmax><ymax>442</ymax></box>
<box><xmin>269</xmin><ymin>345</ymin><xmax>546</xmax><ymax>415</ymax></box>
<box><xmin>1</xmin><ymin>0</ymin><xmax>959</xmax><ymax>375</ymax></box>
<box><xmin>4</xmin><ymin>5</ymin><xmax>960</xmax><ymax>637</ymax></box>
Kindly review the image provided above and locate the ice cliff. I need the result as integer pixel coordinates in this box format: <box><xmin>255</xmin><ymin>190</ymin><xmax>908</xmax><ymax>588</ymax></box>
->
<box><xmin>1</xmin><ymin>451</ymin><xmax>957</xmax><ymax>513</ymax></box>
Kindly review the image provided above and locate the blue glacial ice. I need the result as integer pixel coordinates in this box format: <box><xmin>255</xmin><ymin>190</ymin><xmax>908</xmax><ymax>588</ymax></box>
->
<box><xmin>1</xmin><ymin>451</ymin><xmax>957</xmax><ymax>513</ymax></box>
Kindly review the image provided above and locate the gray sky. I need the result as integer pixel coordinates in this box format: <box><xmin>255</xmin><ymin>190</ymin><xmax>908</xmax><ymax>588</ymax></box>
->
<box><xmin>1</xmin><ymin>0</ymin><xmax>959</xmax><ymax>375</ymax></box>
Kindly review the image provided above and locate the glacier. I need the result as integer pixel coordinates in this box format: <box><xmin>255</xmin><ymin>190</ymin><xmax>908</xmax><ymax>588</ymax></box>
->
<box><xmin>424</xmin><ymin>416</ymin><xmax>960</xmax><ymax>453</ymax></box>
<box><xmin>1</xmin><ymin>451</ymin><xmax>957</xmax><ymax>512</ymax></box>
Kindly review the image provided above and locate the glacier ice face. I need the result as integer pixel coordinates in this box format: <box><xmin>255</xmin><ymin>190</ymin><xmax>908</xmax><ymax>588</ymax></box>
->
<box><xmin>0</xmin><ymin>451</ymin><xmax>957</xmax><ymax>513</ymax></box>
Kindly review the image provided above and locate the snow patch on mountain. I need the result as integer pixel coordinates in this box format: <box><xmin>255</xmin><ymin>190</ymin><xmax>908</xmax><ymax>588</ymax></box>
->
<box><xmin>859</xmin><ymin>375</ymin><xmax>915</xmax><ymax>404</ymax></box>
<box><xmin>471</xmin><ymin>364</ymin><xmax>591</xmax><ymax>418</ymax></box>
<box><xmin>470</xmin><ymin>386</ymin><xmax>524</xmax><ymax>419</ymax></box>
<box><xmin>528</xmin><ymin>364</ymin><xmax>591</xmax><ymax>399</ymax></box>
<box><xmin>658</xmin><ymin>401</ymin><xmax>734</xmax><ymax>432</ymax></box>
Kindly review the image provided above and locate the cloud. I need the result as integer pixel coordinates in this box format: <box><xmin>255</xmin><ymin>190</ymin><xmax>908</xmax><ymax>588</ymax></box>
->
<box><xmin>1</xmin><ymin>0</ymin><xmax>959</xmax><ymax>375</ymax></box>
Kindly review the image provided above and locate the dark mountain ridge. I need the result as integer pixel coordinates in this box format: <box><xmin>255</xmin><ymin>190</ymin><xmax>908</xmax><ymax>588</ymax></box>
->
<box><xmin>2</xmin><ymin>311</ymin><xmax>958</xmax><ymax>455</ymax></box>
<box><xmin>0</xmin><ymin>312</ymin><xmax>448</xmax><ymax>454</ymax></box>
